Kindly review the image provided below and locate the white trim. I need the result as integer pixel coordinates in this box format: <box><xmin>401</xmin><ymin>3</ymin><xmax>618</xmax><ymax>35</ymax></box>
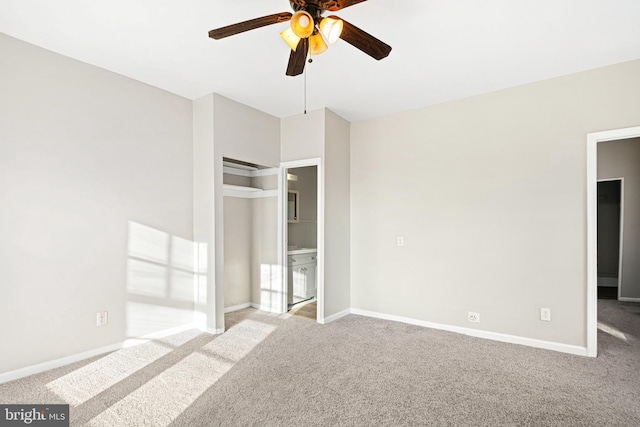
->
<box><xmin>587</xmin><ymin>126</ymin><xmax>640</xmax><ymax>358</ymax></box>
<box><xmin>223</xmin><ymin>166</ymin><xmax>253</xmax><ymax>177</ymax></box>
<box><xmin>252</xmin><ymin>168</ymin><xmax>279</xmax><ymax>177</ymax></box>
<box><xmin>250</xmin><ymin>302</ymin><xmax>281</xmax><ymax>314</ymax></box>
<box><xmin>0</xmin><ymin>343</ymin><xmax>122</xmax><ymax>385</ymax></box>
<box><xmin>350</xmin><ymin>308</ymin><xmax>588</xmax><ymax>357</ymax></box>
<box><xmin>0</xmin><ymin>323</ymin><xmax>201</xmax><ymax>384</ymax></box>
<box><xmin>223</xmin><ymin>184</ymin><xmax>262</xmax><ymax>192</ymax></box>
<box><xmin>123</xmin><ymin>323</ymin><xmax>203</xmax><ymax>347</ymax></box>
<box><xmin>224</xmin><ymin>303</ymin><xmax>252</xmax><ymax>313</ymax></box>
<box><xmin>277</xmin><ymin>167</ymin><xmax>285</xmax><ymax>314</ymax></box>
<box><xmin>319</xmin><ymin>308</ymin><xmax>351</xmax><ymax>324</ymax></box>
<box><xmin>280</xmin><ymin>158</ymin><xmax>324</xmax><ymax>324</ymax></box>
<box><xmin>204</xmin><ymin>327</ymin><xmax>225</xmax><ymax>335</ymax></box>
<box><xmin>618</xmin><ymin>179</ymin><xmax>625</xmax><ymax>301</ymax></box>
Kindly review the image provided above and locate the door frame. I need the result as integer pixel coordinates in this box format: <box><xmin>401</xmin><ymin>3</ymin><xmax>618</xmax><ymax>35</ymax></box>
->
<box><xmin>596</xmin><ymin>178</ymin><xmax>625</xmax><ymax>300</ymax></box>
<box><xmin>586</xmin><ymin>125</ymin><xmax>640</xmax><ymax>357</ymax></box>
<box><xmin>279</xmin><ymin>158</ymin><xmax>324</xmax><ymax>323</ymax></box>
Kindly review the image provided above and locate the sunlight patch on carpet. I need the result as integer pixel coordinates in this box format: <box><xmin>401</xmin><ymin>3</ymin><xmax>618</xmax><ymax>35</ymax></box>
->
<box><xmin>85</xmin><ymin>319</ymin><xmax>276</xmax><ymax>427</ymax></box>
<box><xmin>598</xmin><ymin>321</ymin><xmax>628</xmax><ymax>342</ymax></box>
<box><xmin>46</xmin><ymin>330</ymin><xmax>202</xmax><ymax>406</ymax></box>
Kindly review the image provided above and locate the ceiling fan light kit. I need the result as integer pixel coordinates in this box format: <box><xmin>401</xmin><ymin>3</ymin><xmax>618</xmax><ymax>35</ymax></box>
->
<box><xmin>280</xmin><ymin>27</ymin><xmax>302</xmax><ymax>51</ymax></box>
<box><xmin>208</xmin><ymin>0</ymin><xmax>392</xmax><ymax>76</ymax></box>
<box><xmin>319</xmin><ymin>16</ymin><xmax>343</xmax><ymax>44</ymax></box>
<box><xmin>308</xmin><ymin>30</ymin><xmax>329</xmax><ymax>55</ymax></box>
<box><xmin>290</xmin><ymin>10</ymin><xmax>315</xmax><ymax>38</ymax></box>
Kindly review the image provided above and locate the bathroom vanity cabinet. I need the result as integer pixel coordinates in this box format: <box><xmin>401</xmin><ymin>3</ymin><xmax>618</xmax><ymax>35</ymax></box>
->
<box><xmin>287</xmin><ymin>249</ymin><xmax>317</xmax><ymax>302</ymax></box>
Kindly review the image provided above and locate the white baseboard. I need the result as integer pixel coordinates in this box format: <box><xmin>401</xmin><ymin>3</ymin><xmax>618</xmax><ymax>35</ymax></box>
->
<box><xmin>224</xmin><ymin>303</ymin><xmax>252</xmax><ymax>313</ymax></box>
<box><xmin>250</xmin><ymin>303</ymin><xmax>281</xmax><ymax>314</ymax></box>
<box><xmin>350</xmin><ymin>308</ymin><xmax>589</xmax><ymax>357</ymax></box>
<box><xmin>0</xmin><ymin>322</ymin><xmax>201</xmax><ymax>385</ymax></box>
<box><xmin>123</xmin><ymin>323</ymin><xmax>201</xmax><ymax>348</ymax></box>
<box><xmin>0</xmin><ymin>342</ymin><xmax>123</xmax><ymax>385</ymax></box>
<box><xmin>319</xmin><ymin>308</ymin><xmax>351</xmax><ymax>325</ymax></box>
<box><xmin>619</xmin><ymin>297</ymin><xmax>640</xmax><ymax>302</ymax></box>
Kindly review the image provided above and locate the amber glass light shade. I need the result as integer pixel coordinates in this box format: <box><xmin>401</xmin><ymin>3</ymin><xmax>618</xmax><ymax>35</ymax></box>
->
<box><xmin>308</xmin><ymin>31</ymin><xmax>328</xmax><ymax>55</ymax></box>
<box><xmin>290</xmin><ymin>10</ymin><xmax>314</xmax><ymax>38</ymax></box>
<box><xmin>280</xmin><ymin>27</ymin><xmax>301</xmax><ymax>51</ymax></box>
<box><xmin>319</xmin><ymin>17</ymin><xmax>343</xmax><ymax>44</ymax></box>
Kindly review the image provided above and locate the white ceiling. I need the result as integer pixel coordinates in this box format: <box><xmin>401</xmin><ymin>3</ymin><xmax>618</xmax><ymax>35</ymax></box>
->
<box><xmin>1</xmin><ymin>0</ymin><xmax>640</xmax><ymax>121</ymax></box>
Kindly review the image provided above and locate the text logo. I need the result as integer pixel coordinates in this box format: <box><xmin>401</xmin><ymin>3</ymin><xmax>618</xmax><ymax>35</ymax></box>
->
<box><xmin>0</xmin><ymin>405</ymin><xmax>69</xmax><ymax>427</ymax></box>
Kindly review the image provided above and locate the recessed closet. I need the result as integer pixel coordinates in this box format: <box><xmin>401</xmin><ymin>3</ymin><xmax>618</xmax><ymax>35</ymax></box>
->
<box><xmin>222</xmin><ymin>158</ymin><xmax>282</xmax><ymax>313</ymax></box>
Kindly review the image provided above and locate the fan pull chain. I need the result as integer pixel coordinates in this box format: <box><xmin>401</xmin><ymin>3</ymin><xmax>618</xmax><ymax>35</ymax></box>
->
<box><xmin>303</xmin><ymin>57</ymin><xmax>307</xmax><ymax>115</ymax></box>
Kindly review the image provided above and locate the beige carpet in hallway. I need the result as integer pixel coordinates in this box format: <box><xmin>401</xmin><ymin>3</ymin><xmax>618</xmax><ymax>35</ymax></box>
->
<box><xmin>288</xmin><ymin>300</ymin><xmax>317</xmax><ymax>320</ymax></box>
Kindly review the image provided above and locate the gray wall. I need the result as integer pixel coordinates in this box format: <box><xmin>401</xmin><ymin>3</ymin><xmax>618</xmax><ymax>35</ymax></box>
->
<box><xmin>281</xmin><ymin>108</ymin><xmax>352</xmax><ymax>320</ymax></box>
<box><xmin>223</xmin><ymin>197</ymin><xmax>252</xmax><ymax>307</ymax></box>
<box><xmin>598</xmin><ymin>137</ymin><xmax>640</xmax><ymax>299</ymax></box>
<box><xmin>251</xmin><ymin>195</ymin><xmax>280</xmax><ymax>311</ymax></box>
<box><xmin>324</xmin><ymin>110</ymin><xmax>351</xmax><ymax>317</ymax></box>
<box><xmin>0</xmin><ymin>33</ymin><xmax>193</xmax><ymax>373</ymax></box>
<box><xmin>350</xmin><ymin>59</ymin><xmax>640</xmax><ymax>347</ymax></box>
<box><xmin>250</xmin><ymin>174</ymin><xmax>280</xmax><ymax>311</ymax></box>
<box><xmin>221</xmin><ymin>172</ymin><xmax>279</xmax><ymax>311</ymax></box>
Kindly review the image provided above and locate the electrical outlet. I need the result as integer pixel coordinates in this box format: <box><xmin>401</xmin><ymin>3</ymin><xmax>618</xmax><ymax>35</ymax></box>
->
<box><xmin>397</xmin><ymin>237</ymin><xmax>404</xmax><ymax>247</ymax></box>
<box><xmin>97</xmin><ymin>311</ymin><xmax>108</xmax><ymax>327</ymax></box>
<box><xmin>468</xmin><ymin>312</ymin><xmax>480</xmax><ymax>323</ymax></box>
<box><xmin>540</xmin><ymin>308</ymin><xmax>551</xmax><ymax>322</ymax></box>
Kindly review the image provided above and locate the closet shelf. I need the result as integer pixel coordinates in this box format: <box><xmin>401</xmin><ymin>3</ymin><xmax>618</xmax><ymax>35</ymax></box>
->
<box><xmin>223</xmin><ymin>184</ymin><xmax>278</xmax><ymax>199</ymax></box>
<box><xmin>224</xmin><ymin>184</ymin><xmax>262</xmax><ymax>192</ymax></box>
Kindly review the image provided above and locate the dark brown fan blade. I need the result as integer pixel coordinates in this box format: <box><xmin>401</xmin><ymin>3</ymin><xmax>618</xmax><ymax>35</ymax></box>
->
<box><xmin>330</xmin><ymin>16</ymin><xmax>391</xmax><ymax>60</ymax></box>
<box><xmin>209</xmin><ymin>12</ymin><xmax>292</xmax><ymax>40</ymax></box>
<box><xmin>286</xmin><ymin>38</ymin><xmax>309</xmax><ymax>76</ymax></box>
<box><xmin>320</xmin><ymin>0</ymin><xmax>367</xmax><ymax>12</ymax></box>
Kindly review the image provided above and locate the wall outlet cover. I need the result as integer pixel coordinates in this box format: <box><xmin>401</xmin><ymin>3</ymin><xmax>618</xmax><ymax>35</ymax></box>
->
<box><xmin>468</xmin><ymin>312</ymin><xmax>480</xmax><ymax>323</ymax></box>
<box><xmin>540</xmin><ymin>308</ymin><xmax>551</xmax><ymax>322</ymax></box>
<box><xmin>397</xmin><ymin>237</ymin><xmax>404</xmax><ymax>247</ymax></box>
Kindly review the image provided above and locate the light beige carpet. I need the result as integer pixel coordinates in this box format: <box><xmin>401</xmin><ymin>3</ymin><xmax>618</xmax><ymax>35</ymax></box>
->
<box><xmin>1</xmin><ymin>300</ymin><xmax>639</xmax><ymax>426</ymax></box>
<box><xmin>289</xmin><ymin>300</ymin><xmax>317</xmax><ymax>320</ymax></box>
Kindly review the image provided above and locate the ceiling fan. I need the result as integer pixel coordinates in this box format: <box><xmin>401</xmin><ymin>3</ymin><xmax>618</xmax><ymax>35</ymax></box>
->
<box><xmin>208</xmin><ymin>0</ymin><xmax>392</xmax><ymax>76</ymax></box>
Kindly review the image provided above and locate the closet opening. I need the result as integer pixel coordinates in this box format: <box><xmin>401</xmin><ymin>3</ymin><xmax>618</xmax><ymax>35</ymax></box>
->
<box><xmin>222</xmin><ymin>157</ymin><xmax>282</xmax><ymax>315</ymax></box>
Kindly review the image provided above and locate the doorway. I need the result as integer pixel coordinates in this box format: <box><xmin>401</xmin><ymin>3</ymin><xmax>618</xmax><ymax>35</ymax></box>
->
<box><xmin>280</xmin><ymin>158</ymin><xmax>323</xmax><ymax>322</ymax></box>
<box><xmin>286</xmin><ymin>166</ymin><xmax>318</xmax><ymax>318</ymax></box>
<box><xmin>587</xmin><ymin>126</ymin><xmax>640</xmax><ymax>357</ymax></box>
<box><xmin>596</xmin><ymin>179</ymin><xmax>623</xmax><ymax>300</ymax></box>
